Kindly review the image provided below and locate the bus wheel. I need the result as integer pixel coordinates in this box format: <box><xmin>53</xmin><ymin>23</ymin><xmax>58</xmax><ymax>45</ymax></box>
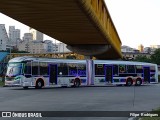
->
<box><xmin>35</xmin><ymin>79</ymin><xmax>44</xmax><ymax>89</ymax></box>
<box><xmin>23</xmin><ymin>86</ymin><xmax>28</xmax><ymax>89</ymax></box>
<box><xmin>126</xmin><ymin>78</ymin><xmax>133</xmax><ymax>86</ymax></box>
<box><xmin>135</xmin><ymin>78</ymin><xmax>142</xmax><ymax>86</ymax></box>
<box><xmin>73</xmin><ymin>78</ymin><xmax>81</xmax><ymax>87</ymax></box>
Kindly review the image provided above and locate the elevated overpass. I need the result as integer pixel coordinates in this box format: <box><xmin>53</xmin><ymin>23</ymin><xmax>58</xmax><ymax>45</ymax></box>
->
<box><xmin>0</xmin><ymin>0</ymin><xmax>122</xmax><ymax>59</ymax></box>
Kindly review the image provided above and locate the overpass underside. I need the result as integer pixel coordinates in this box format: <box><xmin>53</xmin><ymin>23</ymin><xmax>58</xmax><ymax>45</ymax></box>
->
<box><xmin>0</xmin><ymin>0</ymin><xmax>122</xmax><ymax>59</ymax></box>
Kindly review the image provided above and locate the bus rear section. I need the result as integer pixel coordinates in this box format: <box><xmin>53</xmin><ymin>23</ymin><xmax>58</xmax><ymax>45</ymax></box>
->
<box><xmin>93</xmin><ymin>60</ymin><xmax>158</xmax><ymax>86</ymax></box>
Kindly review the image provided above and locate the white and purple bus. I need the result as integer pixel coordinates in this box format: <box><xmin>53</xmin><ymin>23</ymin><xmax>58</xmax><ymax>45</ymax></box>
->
<box><xmin>5</xmin><ymin>56</ymin><xmax>158</xmax><ymax>89</ymax></box>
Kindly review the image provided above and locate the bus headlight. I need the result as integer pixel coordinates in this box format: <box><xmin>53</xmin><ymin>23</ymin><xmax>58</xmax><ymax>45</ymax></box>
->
<box><xmin>15</xmin><ymin>77</ymin><xmax>21</xmax><ymax>81</ymax></box>
<box><xmin>13</xmin><ymin>77</ymin><xmax>21</xmax><ymax>84</ymax></box>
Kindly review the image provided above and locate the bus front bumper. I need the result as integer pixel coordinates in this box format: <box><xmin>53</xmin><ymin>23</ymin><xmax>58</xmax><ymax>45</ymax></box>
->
<box><xmin>5</xmin><ymin>80</ymin><xmax>21</xmax><ymax>86</ymax></box>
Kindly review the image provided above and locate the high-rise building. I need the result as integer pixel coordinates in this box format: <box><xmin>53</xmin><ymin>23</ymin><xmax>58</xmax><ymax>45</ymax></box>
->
<box><xmin>29</xmin><ymin>28</ymin><xmax>43</xmax><ymax>41</ymax></box>
<box><xmin>9</xmin><ymin>26</ymin><xmax>21</xmax><ymax>47</ymax></box>
<box><xmin>18</xmin><ymin>40</ymin><xmax>47</xmax><ymax>53</ymax></box>
<box><xmin>0</xmin><ymin>24</ymin><xmax>8</xmax><ymax>51</ymax></box>
<box><xmin>28</xmin><ymin>40</ymin><xmax>47</xmax><ymax>53</ymax></box>
<box><xmin>44</xmin><ymin>40</ymin><xmax>55</xmax><ymax>53</ymax></box>
<box><xmin>23</xmin><ymin>33</ymin><xmax>33</xmax><ymax>42</ymax></box>
<box><xmin>138</xmin><ymin>44</ymin><xmax>144</xmax><ymax>52</ymax></box>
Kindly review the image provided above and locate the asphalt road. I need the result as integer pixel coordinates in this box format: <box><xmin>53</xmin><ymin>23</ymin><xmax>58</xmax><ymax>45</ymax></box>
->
<box><xmin>0</xmin><ymin>84</ymin><xmax>160</xmax><ymax>120</ymax></box>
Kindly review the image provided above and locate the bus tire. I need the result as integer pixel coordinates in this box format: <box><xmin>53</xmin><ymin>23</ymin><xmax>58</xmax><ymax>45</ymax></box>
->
<box><xmin>126</xmin><ymin>78</ymin><xmax>133</xmax><ymax>86</ymax></box>
<box><xmin>35</xmin><ymin>79</ymin><xmax>44</xmax><ymax>89</ymax></box>
<box><xmin>73</xmin><ymin>78</ymin><xmax>81</xmax><ymax>87</ymax></box>
<box><xmin>135</xmin><ymin>78</ymin><xmax>142</xmax><ymax>86</ymax></box>
<box><xmin>23</xmin><ymin>86</ymin><xmax>28</xmax><ymax>89</ymax></box>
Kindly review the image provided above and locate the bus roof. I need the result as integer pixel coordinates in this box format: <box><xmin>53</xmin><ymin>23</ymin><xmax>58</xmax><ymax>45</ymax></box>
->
<box><xmin>8</xmin><ymin>56</ymin><xmax>157</xmax><ymax>66</ymax></box>
<box><xmin>94</xmin><ymin>60</ymin><xmax>157</xmax><ymax>66</ymax></box>
<box><xmin>8</xmin><ymin>56</ymin><xmax>86</xmax><ymax>63</ymax></box>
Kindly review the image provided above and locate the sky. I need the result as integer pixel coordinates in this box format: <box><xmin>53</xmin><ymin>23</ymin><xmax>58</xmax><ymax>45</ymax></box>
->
<box><xmin>1</xmin><ymin>0</ymin><xmax>160</xmax><ymax>48</ymax></box>
<box><xmin>105</xmin><ymin>0</ymin><xmax>160</xmax><ymax>48</ymax></box>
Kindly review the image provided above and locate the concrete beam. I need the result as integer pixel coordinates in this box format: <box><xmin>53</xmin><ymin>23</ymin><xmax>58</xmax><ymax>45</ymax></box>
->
<box><xmin>67</xmin><ymin>44</ymin><xmax>111</xmax><ymax>56</ymax></box>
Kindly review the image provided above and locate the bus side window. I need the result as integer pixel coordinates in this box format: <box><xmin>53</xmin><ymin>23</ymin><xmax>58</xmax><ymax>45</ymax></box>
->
<box><xmin>95</xmin><ymin>64</ymin><xmax>104</xmax><ymax>75</ymax></box>
<box><xmin>77</xmin><ymin>64</ymin><xmax>86</xmax><ymax>76</ymax></box>
<box><xmin>32</xmin><ymin>62</ymin><xmax>39</xmax><ymax>75</ymax></box>
<box><xmin>58</xmin><ymin>63</ymin><xmax>68</xmax><ymax>75</ymax></box>
<box><xmin>127</xmin><ymin>65</ymin><xmax>135</xmax><ymax>73</ymax></box>
<box><xmin>68</xmin><ymin>63</ymin><xmax>77</xmax><ymax>76</ymax></box>
<box><xmin>150</xmin><ymin>66</ymin><xmax>155</xmax><ymax>72</ymax></box>
<box><xmin>136</xmin><ymin>65</ymin><xmax>143</xmax><ymax>73</ymax></box>
<box><xmin>150</xmin><ymin>74</ymin><xmax>155</xmax><ymax>78</ymax></box>
<box><xmin>158</xmin><ymin>66</ymin><xmax>160</xmax><ymax>71</ymax></box>
<box><xmin>113</xmin><ymin>65</ymin><xmax>118</xmax><ymax>76</ymax></box>
<box><xmin>40</xmin><ymin>62</ymin><xmax>48</xmax><ymax>75</ymax></box>
<box><xmin>119</xmin><ymin>65</ymin><xmax>126</xmax><ymax>73</ymax></box>
<box><xmin>24</xmin><ymin>62</ymin><xmax>31</xmax><ymax>74</ymax></box>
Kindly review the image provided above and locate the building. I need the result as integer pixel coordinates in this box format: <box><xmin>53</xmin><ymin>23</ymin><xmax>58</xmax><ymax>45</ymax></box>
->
<box><xmin>138</xmin><ymin>44</ymin><xmax>144</xmax><ymax>52</ymax></box>
<box><xmin>122</xmin><ymin>52</ymin><xmax>151</xmax><ymax>60</ymax></box>
<box><xmin>18</xmin><ymin>40</ymin><xmax>29</xmax><ymax>52</ymax></box>
<box><xmin>150</xmin><ymin>45</ymin><xmax>160</xmax><ymax>49</ymax></box>
<box><xmin>9</xmin><ymin>26</ymin><xmax>21</xmax><ymax>47</ymax></box>
<box><xmin>44</xmin><ymin>40</ymin><xmax>55</xmax><ymax>53</ymax></box>
<box><xmin>19</xmin><ymin>28</ymin><xmax>44</xmax><ymax>53</ymax></box>
<box><xmin>23</xmin><ymin>33</ymin><xmax>33</xmax><ymax>42</ymax></box>
<box><xmin>143</xmin><ymin>47</ymin><xmax>158</xmax><ymax>54</ymax></box>
<box><xmin>44</xmin><ymin>42</ymin><xmax>71</xmax><ymax>53</ymax></box>
<box><xmin>121</xmin><ymin>45</ymin><xmax>136</xmax><ymax>53</ymax></box>
<box><xmin>29</xmin><ymin>40</ymin><xmax>47</xmax><ymax>53</ymax></box>
<box><xmin>0</xmin><ymin>24</ymin><xmax>8</xmax><ymax>51</ymax></box>
<box><xmin>56</xmin><ymin>43</ymin><xmax>71</xmax><ymax>53</ymax></box>
<box><xmin>29</xmin><ymin>28</ymin><xmax>43</xmax><ymax>41</ymax></box>
<box><xmin>18</xmin><ymin>33</ymin><xmax>33</xmax><ymax>52</ymax></box>
<box><xmin>53</xmin><ymin>44</ymin><xmax>58</xmax><ymax>52</ymax></box>
<box><xmin>18</xmin><ymin>40</ymin><xmax>47</xmax><ymax>53</ymax></box>
<box><xmin>121</xmin><ymin>45</ymin><xmax>152</xmax><ymax>60</ymax></box>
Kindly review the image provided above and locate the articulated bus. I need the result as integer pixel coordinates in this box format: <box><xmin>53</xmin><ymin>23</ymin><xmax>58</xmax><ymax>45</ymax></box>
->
<box><xmin>5</xmin><ymin>56</ymin><xmax>158</xmax><ymax>89</ymax></box>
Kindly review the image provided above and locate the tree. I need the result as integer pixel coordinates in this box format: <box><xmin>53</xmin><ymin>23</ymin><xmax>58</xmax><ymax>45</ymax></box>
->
<box><xmin>134</xmin><ymin>55</ymin><xmax>151</xmax><ymax>63</ymax></box>
<box><xmin>150</xmin><ymin>48</ymin><xmax>160</xmax><ymax>65</ymax></box>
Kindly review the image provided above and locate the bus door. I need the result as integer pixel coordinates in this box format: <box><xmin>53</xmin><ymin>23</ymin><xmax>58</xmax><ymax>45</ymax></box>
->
<box><xmin>143</xmin><ymin>67</ymin><xmax>150</xmax><ymax>83</ymax></box>
<box><xmin>49</xmin><ymin>64</ymin><xmax>57</xmax><ymax>84</ymax></box>
<box><xmin>105</xmin><ymin>65</ymin><xmax>113</xmax><ymax>83</ymax></box>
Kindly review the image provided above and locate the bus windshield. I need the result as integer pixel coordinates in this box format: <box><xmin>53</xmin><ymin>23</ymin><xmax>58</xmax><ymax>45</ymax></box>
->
<box><xmin>6</xmin><ymin>63</ymin><xmax>23</xmax><ymax>77</ymax></box>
